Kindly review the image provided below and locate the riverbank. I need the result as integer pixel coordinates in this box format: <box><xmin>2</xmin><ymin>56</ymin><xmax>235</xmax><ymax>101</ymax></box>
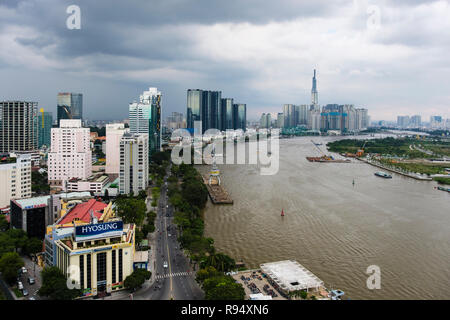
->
<box><xmin>357</xmin><ymin>158</ymin><xmax>433</xmax><ymax>181</ymax></box>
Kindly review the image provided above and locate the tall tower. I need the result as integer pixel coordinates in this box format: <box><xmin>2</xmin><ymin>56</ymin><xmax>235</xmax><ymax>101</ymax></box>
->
<box><xmin>311</xmin><ymin>69</ymin><xmax>318</xmax><ymax>106</ymax></box>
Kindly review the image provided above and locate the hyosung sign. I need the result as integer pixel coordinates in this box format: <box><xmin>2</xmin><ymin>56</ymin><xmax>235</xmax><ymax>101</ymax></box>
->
<box><xmin>75</xmin><ymin>221</ymin><xmax>123</xmax><ymax>242</ymax></box>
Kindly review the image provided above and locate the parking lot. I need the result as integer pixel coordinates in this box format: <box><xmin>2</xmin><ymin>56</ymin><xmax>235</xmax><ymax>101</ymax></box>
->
<box><xmin>232</xmin><ymin>270</ymin><xmax>287</xmax><ymax>300</ymax></box>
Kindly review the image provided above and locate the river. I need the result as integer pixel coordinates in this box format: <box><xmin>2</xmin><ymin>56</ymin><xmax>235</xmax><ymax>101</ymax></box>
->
<box><xmin>199</xmin><ymin>135</ymin><xmax>450</xmax><ymax>300</ymax></box>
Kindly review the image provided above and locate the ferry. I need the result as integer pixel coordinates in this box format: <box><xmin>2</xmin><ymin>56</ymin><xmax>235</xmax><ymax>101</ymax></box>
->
<box><xmin>374</xmin><ymin>171</ymin><xmax>392</xmax><ymax>179</ymax></box>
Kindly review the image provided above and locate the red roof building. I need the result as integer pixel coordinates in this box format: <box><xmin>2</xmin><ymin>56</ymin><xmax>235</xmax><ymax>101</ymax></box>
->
<box><xmin>58</xmin><ymin>199</ymin><xmax>108</xmax><ymax>225</ymax></box>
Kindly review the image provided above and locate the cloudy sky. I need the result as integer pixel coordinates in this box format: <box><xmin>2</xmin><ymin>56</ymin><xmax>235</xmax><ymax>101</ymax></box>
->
<box><xmin>1</xmin><ymin>0</ymin><xmax>449</xmax><ymax>121</ymax></box>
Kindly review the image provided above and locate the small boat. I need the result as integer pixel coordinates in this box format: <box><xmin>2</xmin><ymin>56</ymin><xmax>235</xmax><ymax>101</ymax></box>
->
<box><xmin>329</xmin><ymin>289</ymin><xmax>345</xmax><ymax>300</ymax></box>
<box><xmin>281</xmin><ymin>209</ymin><xmax>285</xmax><ymax>217</ymax></box>
<box><xmin>352</xmin><ymin>179</ymin><xmax>355</xmax><ymax>186</ymax></box>
<box><xmin>436</xmin><ymin>186</ymin><xmax>450</xmax><ymax>193</ymax></box>
<box><xmin>374</xmin><ymin>171</ymin><xmax>392</xmax><ymax>179</ymax></box>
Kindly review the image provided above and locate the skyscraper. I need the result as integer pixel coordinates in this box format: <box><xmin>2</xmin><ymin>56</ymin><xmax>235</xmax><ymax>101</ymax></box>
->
<box><xmin>187</xmin><ymin>89</ymin><xmax>223</xmax><ymax>133</ymax></box>
<box><xmin>233</xmin><ymin>104</ymin><xmax>247</xmax><ymax>131</ymax></box>
<box><xmin>38</xmin><ymin>109</ymin><xmax>53</xmax><ymax>148</ymax></box>
<box><xmin>129</xmin><ymin>87</ymin><xmax>162</xmax><ymax>157</ymax></box>
<box><xmin>221</xmin><ymin>98</ymin><xmax>234</xmax><ymax>131</ymax></box>
<box><xmin>0</xmin><ymin>101</ymin><xmax>38</xmax><ymax>153</ymax></box>
<box><xmin>311</xmin><ymin>69</ymin><xmax>318</xmax><ymax>106</ymax></box>
<box><xmin>57</xmin><ymin>93</ymin><xmax>83</xmax><ymax>126</ymax></box>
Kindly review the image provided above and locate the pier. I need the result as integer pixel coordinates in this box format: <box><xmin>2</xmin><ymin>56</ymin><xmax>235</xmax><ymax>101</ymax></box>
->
<box><xmin>203</xmin><ymin>176</ymin><xmax>233</xmax><ymax>204</ymax></box>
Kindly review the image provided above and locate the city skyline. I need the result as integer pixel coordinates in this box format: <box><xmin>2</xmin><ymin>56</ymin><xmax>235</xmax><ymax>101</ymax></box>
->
<box><xmin>1</xmin><ymin>1</ymin><xmax>450</xmax><ymax>122</ymax></box>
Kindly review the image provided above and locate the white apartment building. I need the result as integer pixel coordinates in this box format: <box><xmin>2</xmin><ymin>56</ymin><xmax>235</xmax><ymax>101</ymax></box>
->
<box><xmin>105</xmin><ymin>123</ymin><xmax>128</xmax><ymax>175</ymax></box>
<box><xmin>119</xmin><ymin>133</ymin><xmax>149</xmax><ymax>196</ymax></box>
<box><xmin>0</xmin><ymin>153</ymin><xmax>32</xmax><ymax>208</ymax></box>
<box><xmin>48</xmin><ymin>119</ymin><xmax>92</xmax><ymax>189</ymax></box>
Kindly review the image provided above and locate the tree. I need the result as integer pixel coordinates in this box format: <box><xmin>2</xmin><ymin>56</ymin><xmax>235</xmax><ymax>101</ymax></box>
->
<box><xmin>0</xmin><ymin>252</ymin><xmax>24</xmax><ymax>284</ymax></box>
<box><xmin>203</xmin><ymin>276</ymin><xmax>245</xmax><ymax>300</ymax></box>
<box><xmin>115</xmin><ymin>197</ymin><xmax>147</xmax><ymax>226</ymax></box>
<box><xmin>0</xmin><ymin>215</ymin><xmax>8</xmax><ymax>232</ymax></box>
<box><xmin>23</xmin><ymin>238</ymin><xmax>43</xmax><ymax>256</ymax></box>
<box><xmin>196</xmin><ymin>266</ymin><xmax>222</xmax><ymax>284</ymax></box>
<box><xmin>124</xmin><ymin>269</ymin><xmax>151</xmax><ymax>292</ymax></box>
<box><xmin>38</xmin><ymin>266</ymin><xmax>81</xmax><ymax>300</ymax></box>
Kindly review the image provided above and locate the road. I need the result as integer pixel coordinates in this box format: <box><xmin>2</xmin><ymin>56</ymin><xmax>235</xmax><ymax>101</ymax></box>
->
<box><xmin>114</xmin><ymin>166</ymin><xmax>204</xmax><ymax>300</ymax></box>
<box><xmin>17</xmin><ymin>255</ymin><xmax>42</xmax><ymax>300</ymax></box>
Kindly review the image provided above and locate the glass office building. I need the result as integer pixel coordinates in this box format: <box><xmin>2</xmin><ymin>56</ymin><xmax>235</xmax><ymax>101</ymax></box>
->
<box><xmin>221</xmin><ymin>98</ymin><xmax>234</xmax><ymax>131</ymax></box>
<box><xmin>38</xmin><ymin>110</ymin><xmax>53</xmax><ymax>148</ymax></box>
<box><xmin>57</xmin><ymin>93</ymin><xmax>83</xmax><ymax>126</ymax></box>
<box><xmin>233</xmin><ymin>103</ymin><xmax>246</xmax><ymax>131</ymax></box>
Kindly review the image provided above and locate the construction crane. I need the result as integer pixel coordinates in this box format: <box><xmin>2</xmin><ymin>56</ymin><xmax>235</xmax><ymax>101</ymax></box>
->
<box><xmin>311</xmin><ymin>140</ymin><xmax>325</xmax><ymax>156</ymax></box>
<box><xmin>356</xmin><ymin>140</ymin><xmax>368</xmax><ymax>157</ymax></box>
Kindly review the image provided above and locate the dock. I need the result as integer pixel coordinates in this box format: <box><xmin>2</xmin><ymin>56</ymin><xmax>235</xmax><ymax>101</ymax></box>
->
<box><xmin>203</xmin><ymin>176</ymin><xmax>233</xmax><ymax>204</ymax></box>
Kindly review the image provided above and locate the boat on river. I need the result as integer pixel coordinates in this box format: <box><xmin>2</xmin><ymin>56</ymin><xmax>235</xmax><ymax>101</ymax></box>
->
<box><xmin>374</xmin><ymin>171</ymin><xmax>392</xmax><ymax>179</ymax></box>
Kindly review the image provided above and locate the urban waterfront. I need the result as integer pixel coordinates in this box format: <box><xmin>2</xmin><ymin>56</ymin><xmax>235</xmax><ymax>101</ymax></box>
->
<box><xmin>200</xmin><ymin>136</ymin><xmax>450</xmax><ymax>300</ymax></box>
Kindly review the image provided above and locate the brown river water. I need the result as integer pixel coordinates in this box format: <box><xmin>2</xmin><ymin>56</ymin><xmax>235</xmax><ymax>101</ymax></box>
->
<box><xmin>199</xmin><ymin>136</ymin><xmax>450</xmax><ymax>300</ymax></box>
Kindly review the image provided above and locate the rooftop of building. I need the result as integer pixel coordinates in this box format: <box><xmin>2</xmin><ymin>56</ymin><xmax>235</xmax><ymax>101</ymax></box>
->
<box><xmin>134</xmin><ymin>250</ymin><xmax>149</xmax><ymax>263</ymax></box>
<box><xmin>58</xmin><ymin>198</ymin><xmax>108</xmax><ymax>225</ymax></box>
<box><xmin>0</xmin><ymin>156</ymin><xmax>17</xmax><ymax>164</ymax></box>
<box><xmin>12</xmin><ymin>191</ymin><xmax>92</xmax><ymax>209</ymax></box>
<box><xmin>260</xmin><ymin>260</ymin><xmax>324</xmax><ymax>292</ymax></box>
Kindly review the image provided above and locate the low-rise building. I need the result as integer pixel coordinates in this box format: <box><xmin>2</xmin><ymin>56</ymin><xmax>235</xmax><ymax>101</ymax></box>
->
<box><xmin>44</xmin><ymin>199</ymin><xmax>136</xmax><ymax>297</ymax></box>
<box><xmin>0</xmin><ymin>153</ymin><xmax>32</xmax><ymax>208</ymax></box>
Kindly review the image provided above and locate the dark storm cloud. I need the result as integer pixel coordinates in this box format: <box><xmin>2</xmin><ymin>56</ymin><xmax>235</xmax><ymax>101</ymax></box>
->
<box><xmin>0</xmin><ymin>0</ymin><xmax>449</xmax><ymax>121</ymax></box>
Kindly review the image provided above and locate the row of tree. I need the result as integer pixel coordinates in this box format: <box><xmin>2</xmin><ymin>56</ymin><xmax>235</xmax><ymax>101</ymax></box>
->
<box><xmin>168</xmin><ymin>163</ymin><xmax>244</xmax><ymax>300</ymax></box>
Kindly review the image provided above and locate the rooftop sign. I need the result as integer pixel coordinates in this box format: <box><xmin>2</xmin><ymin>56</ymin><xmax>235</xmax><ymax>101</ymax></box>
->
<box><xmin>75</xmin><ymin>221</ymin><xmax>123</xmax><ymax>242</ymax></box>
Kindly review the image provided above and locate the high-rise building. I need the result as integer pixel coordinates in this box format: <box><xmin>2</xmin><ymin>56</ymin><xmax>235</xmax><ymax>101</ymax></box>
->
<box><xmin>430</xmin><ymin>116</ymin><xmax>443</xmax><ymax>128</ymax></box>
<box><xmin>119</xmin><ymin>133</ymin><xmax>149</xmax><ymax>196</ymax></box>
<box><xmin>283</xmin><ymin>104</ymin><xmax>298</xmax><ymax>128</ymax></box>
<box><xmin>48</xmin><ymin>119</ymin><xmax>92</xmax><ymax>189</ymax></box>
<box><xmin>221</xmin><ymin>98</ymin><xmax>234</xmax><ymax>131</ymax></box>
<box><xmin>187</xmin><ymin>89</ymin><xmax>223</xmax><ymax>133</ymax></box>
<box><xmin>166</xmin><ymin>112</ymin><xmax>186</xmax><ymax>130</ymax></box>
<box><xmin>298</xmin><ymin>105</ymin><xmax>308</xmax><ymax>125</ymax></box>
<box><xmin>260</xmin><ymin>113</ymin><xmax>271</xmax><ymax>129</ymax></box>
<box><xmin>0</xmin><ymin>154</ymin><xmax>32</xmax><ymax>208</ymax></box>
<box><xmin>129</xmin><ymin>87</ymin><xmax>162</xmax><ymax>157</ymax></box>
<box><xmin>311</xmin><ymin>69</ymin><xmax>318</xmax><ymax>106</ymax></box>
<box><xmin>410</xmin><ymin>115</ymin><xmax>421</xmax><ymax>127</ymax></box>
<box><xmin>0</xmin><ymin>101</ymin><xmax>38</xmax><ymax>153</ymax></box>
<box><xmin>277</xmin><ymin>113</ymin><xmax>284</xmax><ymax>128</ymax></box>
<box><xmin>105</xmin><ymin>123</ymin><xmax>128</xmax><ymax>175</ymax></box>
<box><xmin>57</xmin><ymin>93</ymin><xmax>83</xmax><ymax>126</ymax></box>
<box><xmin>233</xmin><ymin>104</ymin><xmax>247</xmax><ymax>131</ymax></box>
<box><xmin>38</xmin><ymin>109</ymin><xmax>53</xmax><ymax>148</ymax></box>
<box><xmin>397</xmin><ymin>116</ymin><xmax>410</xmax><ymax>128</ymax></box>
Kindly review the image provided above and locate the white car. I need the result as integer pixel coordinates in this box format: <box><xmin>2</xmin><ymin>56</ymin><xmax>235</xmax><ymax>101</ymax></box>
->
<box><xmin>21</xmin><ymin>267</ymin><xmax>27</xmax><ymax>274</ymax></box>
<box><xmin>17</xmin><ymin>281</ymin><xmax>23</xmax><ymax>290</ymax></box>
<box><xmin>163</xmin><ymin>261</ymin><xmax>168</xmax><ymax>268</ymax></box>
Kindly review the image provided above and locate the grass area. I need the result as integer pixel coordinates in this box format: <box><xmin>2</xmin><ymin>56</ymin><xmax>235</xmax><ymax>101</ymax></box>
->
<box><xmin>327</xmin><ymin>137</ymin><xmax>433</xmax><ymax>159</ymax></box>
<box><xmin>0</xmin><ymin>291</ymin><xmax>5</xmax><ymax>300</ymax></box>
<box><xmin>378</xmin><ymin>158</ymin><xmax>447</xmax><ymax>175</ymax></box>
<box><xmin>421</xmin><ymin>144</ymin><xmax>450</xmax><ymax>157</ymax></box>
<box><xmin>433</xmin><ymin>177</ymin><xmax>450</xmax><ymax>185</ymax></box>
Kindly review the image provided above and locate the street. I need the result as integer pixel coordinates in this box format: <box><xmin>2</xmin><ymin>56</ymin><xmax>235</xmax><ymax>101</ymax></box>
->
<box><xmin>111</xmin><ymin>165</ymin><xmax>204</xmax><ymax>300</ymax></box>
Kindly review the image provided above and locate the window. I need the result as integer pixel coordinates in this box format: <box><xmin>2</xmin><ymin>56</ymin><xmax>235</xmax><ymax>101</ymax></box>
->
<box><xmin>79</xmin><ymin>255</ymin><xmax>84</xmax><ymax>288</ymax></box>
<box><xmin>86</xmin><ymin>254</ymin><xmax>91</xmax><ymax>289</ymax></box>
<box><xmin>112</xmin><ymin>250</ymin><xmax>116</xmax><ymax>284</ymax></box>
<box><xmin>118</xmin><ymin>249</ymin><xmax>123</xmax><ymax>282</ymax></box>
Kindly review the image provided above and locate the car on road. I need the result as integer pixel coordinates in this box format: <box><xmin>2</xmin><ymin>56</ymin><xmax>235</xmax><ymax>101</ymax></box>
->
<box><xmin>168</xmin><ymin>233</ymin><xmax>171</xmax><ymax>237</ymax></box>
<box><xmin>17</xmin><ymin>281</ymin><xmax>23</xmax><ymax>290</ymax></box>
<box><xmin>28</xmin><ymin>297</ymin><xmax>35</xmax><ymax>300</ymax></box>
<box><xmin>21</xmin><ymin>267</ymin><xmax>27</xmax><ymax>274</ymax></box>
<box><xmin>22</xmin><ymin>289</ymin><xmax>29</xmax><ymax>296</ymax></box>
<box><xmin>163</xmin><ymin>261</ymin><xmax>168</xmax><ymax>268</ymax></box>
<box><xmin>28</xmin><ymin>277</ymin><xmax>35</xmax><ymax>285</ymax></box>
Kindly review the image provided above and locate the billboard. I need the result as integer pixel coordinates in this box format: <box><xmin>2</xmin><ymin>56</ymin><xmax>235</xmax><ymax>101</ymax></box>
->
<box><xmin>75</xmin><ymin>221</ymin><xmax>123</xmax><ymax>242</ymax></box>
